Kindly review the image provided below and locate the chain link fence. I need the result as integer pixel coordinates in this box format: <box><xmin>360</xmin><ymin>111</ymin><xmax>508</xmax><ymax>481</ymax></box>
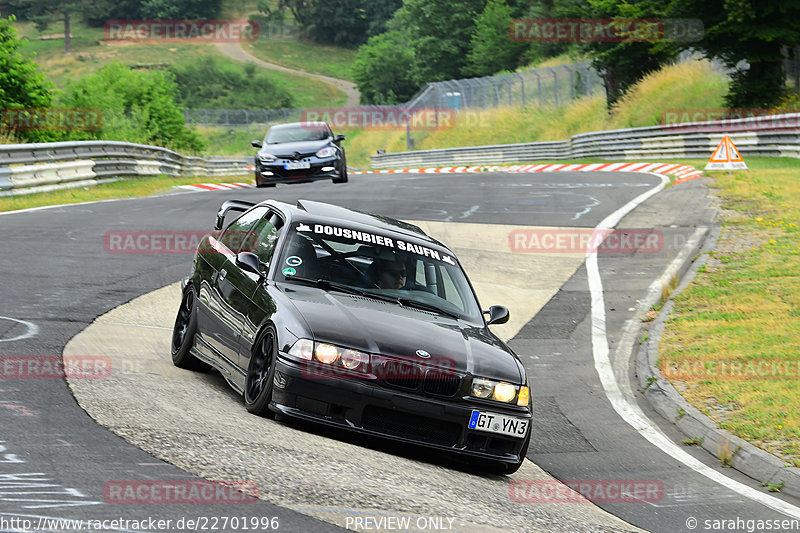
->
<box><xmin>183</xmin><ymin>60</ymin><xmax>605</xmax><ymax>127</ymax></box>
<box><xmin>183</xmin><ymin>108</ymin><xmax>304</xmax><ymax>129</ymax></box>
<box><xmin>404</xmin><ymin>61</ymin><xmax>604</xmax><ymax>110</ymax></box>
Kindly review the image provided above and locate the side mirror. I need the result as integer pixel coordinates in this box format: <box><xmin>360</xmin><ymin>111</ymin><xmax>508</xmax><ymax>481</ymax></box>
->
<box><xmin>333</xmin><ymin>134</ymin><xmax>346</xmax><ymax>142</ymax></box>
<box><xmin>251</xmin><ymin>140</ymin><xmax>263</xmax><ymax>148</ymax></box>
<box><xmin>485</xmin><ymin>305</ymin><xmax>509</xmax><ymax>325</ymax></box>
<box><xmin>236</xmin><ymin>252</ymin><xmax>263</xmax><ymax>277</ymax></box>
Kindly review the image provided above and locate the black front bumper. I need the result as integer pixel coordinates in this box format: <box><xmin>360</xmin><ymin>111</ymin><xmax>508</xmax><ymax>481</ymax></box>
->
<box><xmin>271</xmin><ymin>354</ymin><xmax>532</xmax><ymax>465</ymax></box>
<box><xmin>255</xmin><ymin>158</ymin><xmax>341</xmax><ymax>185</ymax></box>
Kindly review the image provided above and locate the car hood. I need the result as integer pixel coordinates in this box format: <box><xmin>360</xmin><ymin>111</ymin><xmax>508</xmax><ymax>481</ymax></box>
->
<box><xmin>281</xmin><ymin>284</ymin><xmax>523</xmax><ymax>383</ymax></box>
<box><xmin>260</xmin><ymin>140</ymin><xmax>330</xmax><ymax>157</ymax></box>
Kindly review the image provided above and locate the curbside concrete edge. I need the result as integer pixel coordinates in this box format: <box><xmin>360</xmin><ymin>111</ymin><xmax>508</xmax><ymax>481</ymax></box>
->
<box><xmin>635</xmin><ymin>219</ymin><xmax>800</xmax><ymax>498</ymax></box>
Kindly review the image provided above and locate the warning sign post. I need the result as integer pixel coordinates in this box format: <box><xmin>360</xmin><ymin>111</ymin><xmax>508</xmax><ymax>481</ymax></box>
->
<box><xmin>705</xmin><ymin>135</ymin><xmax>747</xmax><ymax>171</ymax></box>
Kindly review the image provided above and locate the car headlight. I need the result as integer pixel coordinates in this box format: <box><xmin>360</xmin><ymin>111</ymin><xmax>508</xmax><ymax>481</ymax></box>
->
<box><xmin>314</xmin><ymin>343</ymin><xmax>339</xmax><ymax>364</ymax></box>
<box><xmin>287</xmin><ymin>338</ymin><xmax>313</xmax><ymax>360</ymax></box>
<box><xmin>287</xmin><ymin>339</ymin><xmax>369</xmax><ymax>371</ymax></box>
<box><xmin>493</xmin><ymin>382</ymin><xmax>516</xmax><ymax>403</ymax></box>
<box><xmin>470</xmin><ymin>377</ymin><xmax>523</xmax><ymax>404</ymax></box>
<box><xmin>471</xmin><ymin>378</ymin><xmax>495</xmax><ymax>398</ymax></box>
<box><xmin>340</xmin><ymin>348</ymin><xmax>369</xmax><ymax>369</ymax></box>
<box><xmin>315</xmin><ymin>146</ymin><xmax>335</xmax><ymax>158</ymax></box>
<box><xmin>258</xmin><ymin>153</ymin><xmax>277</xmax><ymax>163</ymax></box>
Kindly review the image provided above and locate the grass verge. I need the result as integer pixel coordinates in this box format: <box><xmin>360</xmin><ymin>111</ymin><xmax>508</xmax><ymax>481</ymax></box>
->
<box><xmin>0</xmin><ymin>175</ymin><xmax>246</xmax><ymax>213</ymax></box>
<box><xmin>659</xmin><ymin>157</ymin><xmax>800</xmax><ymax>464</ymax></box>
<box><xmin>243</xmin><ymin>39</ymin><xmax>356</xmax><ymax>81</ymax></box>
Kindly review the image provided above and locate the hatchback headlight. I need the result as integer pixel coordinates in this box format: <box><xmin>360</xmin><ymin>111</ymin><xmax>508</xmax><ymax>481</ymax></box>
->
<box><xmin>315</xmin><ymin>146</ymin><xmax>335</xmax><ymax>158</ymax></box>
<box><xmin>258</xmin><ymin>153</ymin><xmax>277</xmax><ymax>163</ymax></box>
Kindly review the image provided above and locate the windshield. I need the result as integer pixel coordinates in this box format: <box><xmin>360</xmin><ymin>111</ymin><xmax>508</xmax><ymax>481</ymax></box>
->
<box><xmin>276</xmin><ymin>223</ymin><xmax>483</xmax><ymax>322</ymax></box>
<box><xmin>265</xmin><ymin>125</ymin><xmax>330</xmax><ymax>144</ymax></box>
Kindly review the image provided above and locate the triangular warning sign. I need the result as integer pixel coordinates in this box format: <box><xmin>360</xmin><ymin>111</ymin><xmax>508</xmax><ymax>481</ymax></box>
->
<box><xmin>705</xmin><ymin>135</ymin><xmax>747</xmax><ymax>170</ymax></box>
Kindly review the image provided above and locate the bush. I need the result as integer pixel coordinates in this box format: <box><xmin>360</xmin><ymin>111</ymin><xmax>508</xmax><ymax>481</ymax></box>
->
<box><xmin>60</xmin><ymin>62</ymin><xmax>204</xmax><ymax>152</ymax></box>
<box><xmin>0</xmin><ymin>15</ymin><xmax>56</xmax><ymax>143</ymax></box>
<box><xmin>169</xmin><ymin>57</ymin><xmax>294</xmax><ymax>109</ymax></box>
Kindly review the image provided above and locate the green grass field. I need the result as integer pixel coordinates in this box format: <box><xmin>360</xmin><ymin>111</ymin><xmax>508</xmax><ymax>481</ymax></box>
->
<box><xmin>243</xmin><ymin>38</ymin><xmax>356</xmax><ymax>81</ymax></box>
<box><xmin>659</xmin><ymin>157</ymin><xmax>800</xmax><ymax>466</ymax></box>
<box><xmin>12</xmin><ymin>17</ymin><xmax>347</xmax><ymax>107</ymax></box>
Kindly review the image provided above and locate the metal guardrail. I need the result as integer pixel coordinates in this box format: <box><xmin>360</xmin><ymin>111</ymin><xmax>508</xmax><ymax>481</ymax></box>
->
<box><xmin>0</xmin><ymin>140</ymin><xmax>253</xmax><ymax>196</ymax></box>
<box><xmin>370</xmin><ymin>113</ymin><xmax>800</xmax><ymax>168</ymax></box>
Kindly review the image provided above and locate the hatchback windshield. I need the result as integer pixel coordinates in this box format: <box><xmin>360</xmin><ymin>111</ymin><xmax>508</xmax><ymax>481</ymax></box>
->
<box><xmin>276</xmin><ymin>223</ymin><xmax>483</xmax><ymax>322</ymax></box>
<box><xmin>265</xmin><ymin>124</ymin><xmax>330</xmax><ymax>144</ymax></box>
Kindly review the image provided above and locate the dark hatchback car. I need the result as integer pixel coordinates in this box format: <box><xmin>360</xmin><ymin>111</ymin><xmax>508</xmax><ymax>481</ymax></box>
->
<box><xmin>171</xmin><ymin>199</ymin><xmax>532</xmax><ymax>473</ymax></box>
<box><xmin>251</xmin><ymin>121</ymin><xmax>347</xmax><ymax>187</ymax></box>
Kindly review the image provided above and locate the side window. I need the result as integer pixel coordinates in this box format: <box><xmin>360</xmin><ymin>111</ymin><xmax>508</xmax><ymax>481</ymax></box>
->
<box><xmin>246</xmin><ymin>212</ymin><xmax>283</xmax><ymax>264</ymax></box>
<box><xmin>439</xmin><ymin>266</ymin><xmax>466</xmax><ymax>312</ymax></box>
<box><xmin>219</xmin><ymin>207</ymin><xmax>268</xmax><ymax>252</ymax></box>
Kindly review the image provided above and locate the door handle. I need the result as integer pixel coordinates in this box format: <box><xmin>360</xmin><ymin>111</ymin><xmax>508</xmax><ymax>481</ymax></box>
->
<box><xmin>219</xmin><ymin>268</ymin><xmax>227</xmax><ymax>280</ymax></box>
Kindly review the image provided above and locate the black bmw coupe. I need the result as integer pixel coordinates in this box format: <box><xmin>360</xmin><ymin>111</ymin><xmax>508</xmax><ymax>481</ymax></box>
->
<box><xmin>171</xmin><ymin>199</ymin><xmax>532</xmax><ymax>473</ymax></box>
<box><xmin>251</xmin><ymin>121</ymin><xmax>347</xmax><ymax>187</ymax></box>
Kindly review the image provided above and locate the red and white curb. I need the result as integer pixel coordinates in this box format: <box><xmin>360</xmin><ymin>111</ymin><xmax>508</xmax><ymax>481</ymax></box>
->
<box><xmin>352</xmin><ymin>161</ymin><xmax>703</xmax><ymax>182</ymax></box>
<box><xmin>177</xmin><ymin>182</ymin><xmax>255</xmax><ymax>192</ymax></box>
<box><xmin>176</xmin><ymin>162</ymin><xmax>703</xmax><ymax>192</ymax></box>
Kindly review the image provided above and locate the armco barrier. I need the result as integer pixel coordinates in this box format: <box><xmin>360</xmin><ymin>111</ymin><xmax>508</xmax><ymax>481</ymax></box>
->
<box><xmin>371</xmin><ymin>112</ymin><xmax>800</xmax><ymax>168</ymax></box>
<box><xmin>0</xmin><ymin>140</ymin><xmax>253</xmax><ymax>196</ymax></box>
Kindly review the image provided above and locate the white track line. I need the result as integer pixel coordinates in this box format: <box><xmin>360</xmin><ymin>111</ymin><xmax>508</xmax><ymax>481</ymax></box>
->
<box><xmin>586</xmin><ymin>172</ymin><xmax>800</xmax><ymax>519</ymax></box>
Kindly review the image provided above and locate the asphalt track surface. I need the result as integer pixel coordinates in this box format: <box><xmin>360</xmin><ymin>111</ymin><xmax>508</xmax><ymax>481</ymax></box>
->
<box><xmin>1</xmin><ymin>171</ymin><xmax>799</xmax><ymax>532</ymax></box>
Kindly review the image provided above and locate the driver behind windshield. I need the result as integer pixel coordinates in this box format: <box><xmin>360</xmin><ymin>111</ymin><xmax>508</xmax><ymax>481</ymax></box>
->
<box><xmin>372</xmin><ymin>258</ymin><xmax>407</xmax><ymax>289</ymax></box>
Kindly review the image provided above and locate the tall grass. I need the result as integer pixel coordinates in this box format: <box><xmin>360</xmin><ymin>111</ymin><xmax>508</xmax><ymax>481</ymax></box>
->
<box><xmin>342</xmin><ymin>60</ymin><xmax>730</xmax><ymax>167</ymax></box>
<box><xmin>611</xmin><ymin>60</ymin><xmax>729</xmax><ymax>128</ymax></box>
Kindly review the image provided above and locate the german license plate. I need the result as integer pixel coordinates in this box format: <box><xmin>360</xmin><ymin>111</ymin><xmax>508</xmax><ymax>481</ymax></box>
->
<box><xmin>468</xmin><ymin>410</ymin><xmax>528</xmax><ymax>437</ymax></box>
<box><xmin>285</xmin><ymin>161</ymin><xmax>310</xmax><ymax>170</ymax></box>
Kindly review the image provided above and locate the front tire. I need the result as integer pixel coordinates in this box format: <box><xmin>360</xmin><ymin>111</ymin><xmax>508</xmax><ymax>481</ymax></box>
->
<box><xmin>332</xmin><ymin>157</ymin><xmax>348</xmax><ymax>184</ymax></box>
<box><xmin>244</xmin><ymin>326</ymin><xmax>278</xmax><ymax>417</ymax></box>
<box><xmin>171</xmin><ymin>287</ymin><xmax>210</xmax><ymax>371</ymax></box>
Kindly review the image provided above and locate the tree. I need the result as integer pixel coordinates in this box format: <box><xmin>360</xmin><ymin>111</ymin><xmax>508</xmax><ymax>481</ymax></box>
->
<box><xmin>466</xmin><ymin>0</ymin><xmax>527</xmax><ymax>77</ymax></box>
<box><xmin>667</xmin><ymin>0</ymin><xmax>800</xmax><ymax>107</ymax></box>
<box><xmin>564</xmin><ymin>0</ymin><xmax>676</xmax><ymax>108</ymax></box>
<box><xmin>353</xmin><ymin>30</ymin><xmax>418</xmax><ymax>104</ymax></box>
<box><xmin>139</xmin><ymin>0</ymin><xmax>223</xmax><ymax>20</ymax></box>
<box><xmin>0</xmin><ymin>15</ymin><xmax>55</xmax><ymax>142</ymax></box>
<box><xmin>8</xmin><ymin>0</ymin><xmax>93</xmax><ymax>53</ymax></box>
<box><xmin>389</xmin><ymin>0</ymin><xmax>487</xmax><ymax>83</ymax></box>
<box><xmin>274</xmin><ymin>0</ymin><xmax>401</xmax><ymax>48</ymax></box>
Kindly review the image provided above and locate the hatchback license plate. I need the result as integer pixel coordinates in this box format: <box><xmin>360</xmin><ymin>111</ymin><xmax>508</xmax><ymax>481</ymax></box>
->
<box><xmin>285</xmin><ymin>161</ymin><xmax>310</xmax><ymax>170</ymax></box>
<box><xmin>468</xmin><ymin>410</ymin><xmax>528</xmax><ymax>437</ymax></box>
